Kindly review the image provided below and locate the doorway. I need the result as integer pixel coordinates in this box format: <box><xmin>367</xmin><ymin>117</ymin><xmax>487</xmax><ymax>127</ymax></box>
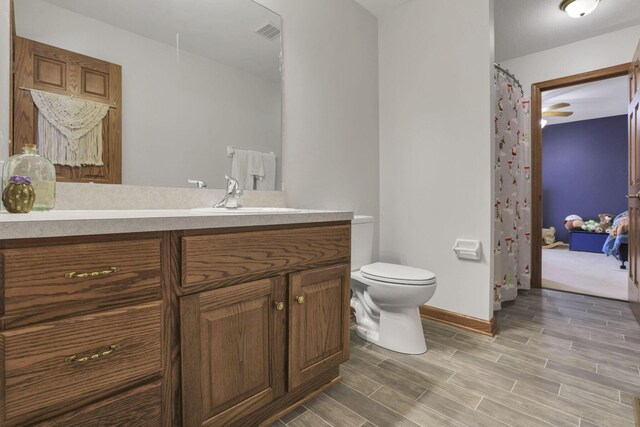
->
<box><xmin>531</xmin><ymin>64</ymin><xmax>631</xmax><ymax>300</ymax></box>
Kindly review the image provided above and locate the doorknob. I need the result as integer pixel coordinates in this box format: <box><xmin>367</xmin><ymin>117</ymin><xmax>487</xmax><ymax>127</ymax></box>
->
<box><xmin>274</xmin><ymin>301</ymin><xmax>285</xmax><ymax>311</ymax></box>
<box><xmin>295</xmin><ymin>296</ymin><xmax>305</xmax><ymax>305</ymax></box>
<box><xmin>627</xmin><ymin>192</ymin><xmax>640</xmax><ymax>199</ymax></box>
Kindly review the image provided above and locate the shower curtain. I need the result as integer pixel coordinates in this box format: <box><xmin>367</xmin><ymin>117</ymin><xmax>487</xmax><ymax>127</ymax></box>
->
<box><xmin>493</xmin><ymin>71</ymin><xmax>531</xmax><ymax>310</ymax></box>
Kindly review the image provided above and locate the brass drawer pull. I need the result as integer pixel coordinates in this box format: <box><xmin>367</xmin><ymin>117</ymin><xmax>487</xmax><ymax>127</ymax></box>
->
<box><xmin>295</xmin><ymin>296</ymin><xmax>305</xmax><ymax>305</ymax></box>
<box><xmin>65</xmin><ymin>344</ymin><xmax>119</xmax><ymax>363</ymax></box>
<box><xmin>65</xmin><ymin>267</ymin><xmax>119</xmax><ymax>279</ymax></box>
<box><xmin>274</xmin><ymin>301</ymin><xmax>285</xmax><ymax>311</ymax></box>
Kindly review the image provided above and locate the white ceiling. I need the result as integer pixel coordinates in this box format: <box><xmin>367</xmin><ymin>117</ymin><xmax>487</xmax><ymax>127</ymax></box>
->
<box><xmin>353</xmin><ymin>0</ymin><xmax>411</xmax><ymax>17</ymax></box>
<box><xmin>542</xmin><ymin>75</ymin><xmax>628</xmax><ymax>126</ymax></box>
<box><xmin>355</xmin><ymin>0</ymin><xmax>640</xmax><ymax>62</ymax></box>
<box><xmin>40</xmin><ymin>0</ymin><xmax>282</xmax><ymax>82</ymax></box>
<box><xmin>495</xmin><ymin>0</ymin><xmax>640</xmax><ymax>61</ymax></box>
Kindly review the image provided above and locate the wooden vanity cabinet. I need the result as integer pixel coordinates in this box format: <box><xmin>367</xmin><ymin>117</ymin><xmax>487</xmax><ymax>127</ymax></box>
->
<box><xmin>0</xmin><ymin>221</ymin><xmax>351</xmax><ymax>426</ymax></box>
<box><xmin>178</xmin><ymin>224</ymin><xmax>351</xmax><ymax>427</ymax></box>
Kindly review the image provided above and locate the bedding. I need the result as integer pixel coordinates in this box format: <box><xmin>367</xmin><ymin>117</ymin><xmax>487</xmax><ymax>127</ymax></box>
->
<box><xmin>602</xmin><ymin>211</ymin><xmax>629</xmax><ymax>259</ymax></box>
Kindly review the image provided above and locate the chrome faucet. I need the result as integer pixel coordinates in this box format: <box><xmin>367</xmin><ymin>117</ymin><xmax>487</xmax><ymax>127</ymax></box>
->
<box><xmin>213</xmin><ymin>176</ymin><xmax>243</xmax><ymax>208</ymax></box>
<box><xmin>187</xmin><ymin>179</ymin><xmax>207</xmax><ymax>189</ymax></box>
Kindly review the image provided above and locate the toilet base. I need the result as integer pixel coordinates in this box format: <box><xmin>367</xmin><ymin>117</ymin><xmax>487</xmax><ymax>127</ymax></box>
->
<box><xmin>350</xmin><ymin>270</ymin><xmax>434</xmax><ymax>355</ymax></box>
<box><xmin>352</xmin><ymin>301</ymin><xmax>427</xmax><ymax>355</ymax></box>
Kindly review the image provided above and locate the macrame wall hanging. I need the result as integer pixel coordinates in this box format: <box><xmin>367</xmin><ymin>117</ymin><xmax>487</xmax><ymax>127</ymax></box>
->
<box><xmin>29</xmin><ymin>89</ymin><xmax>110</xmax><ymax>167</ymax></box>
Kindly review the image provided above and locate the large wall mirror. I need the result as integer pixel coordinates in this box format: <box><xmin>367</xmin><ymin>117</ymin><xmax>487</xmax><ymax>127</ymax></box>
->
<box><xmin>11</xmin><ymin>0</ymin><xmax>282</xmax><ymax>190</ymax></box>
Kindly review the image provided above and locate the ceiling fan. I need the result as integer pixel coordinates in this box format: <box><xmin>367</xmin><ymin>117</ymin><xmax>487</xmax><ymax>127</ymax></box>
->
<box><xmin>542</xmin><ymin>102</ymin><xmax>574</xmax><ymax>117</ymax></box>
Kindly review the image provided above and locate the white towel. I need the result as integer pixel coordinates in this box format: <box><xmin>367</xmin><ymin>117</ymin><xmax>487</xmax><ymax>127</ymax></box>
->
<box><xmin>247</xmin><ymin>150</ymin><xmax>264</xmax><ymax>180</ymax></box>
<box><xmin>231</xmin><ymin>148</ymin><xmax>264</xmax><ymax>190</ymax></box>
<box><xmin>257</xmin><ymin>152</ymin><xmax>277</xmax><ymax>191</ymax></box>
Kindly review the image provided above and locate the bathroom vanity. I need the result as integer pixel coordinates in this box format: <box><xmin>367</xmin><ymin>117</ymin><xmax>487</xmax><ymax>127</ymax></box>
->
<box><xmin>0</xmin><ymin>0</ymin><xmax>354</xmax><ymax>423</ymax></box>
<box><xmin>0</xmin><ymin>209</ymin><xmax>352</xmax><ymax>426</ymax></box>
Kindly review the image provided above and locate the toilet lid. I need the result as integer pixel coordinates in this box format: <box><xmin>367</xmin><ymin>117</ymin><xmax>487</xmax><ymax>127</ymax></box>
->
<box><xmin>360</xmin><ymin>262</ymin><xmax>436</xmax><ymax>285</ymax></box>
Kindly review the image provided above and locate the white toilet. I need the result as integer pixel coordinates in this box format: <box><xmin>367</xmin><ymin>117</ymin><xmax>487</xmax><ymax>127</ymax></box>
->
<box><xmin>350</xmin><ymin>216</ymin><xmax>437</xmax><ymax>354</ymax></box>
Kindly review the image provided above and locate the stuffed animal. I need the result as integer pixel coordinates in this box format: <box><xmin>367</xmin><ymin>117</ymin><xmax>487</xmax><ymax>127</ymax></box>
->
<box><xmin>564</xmin><ymin>214</ymin><xmax>583</xmax><ymax>231</ymax></box>
<box><xmin>581</xmin><ymin>220</ymin><xmax>598</xmax><ymax>232</ymax></box>
<box><xmin>542</xmin><ymin>227</ymin><xmax>556</xmax><ymax>245</ymax></box>
<box><xmin>596</xmin><ymin>213</ymin><xmax>614</xmax><ymax>234</ymax></box>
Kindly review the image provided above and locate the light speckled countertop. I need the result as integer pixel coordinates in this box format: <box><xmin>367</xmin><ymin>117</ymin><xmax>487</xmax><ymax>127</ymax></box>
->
<box><xmin>0</xmin><ymin>209</ymin><xmax>353</xmax><ymax>239</ymax></box>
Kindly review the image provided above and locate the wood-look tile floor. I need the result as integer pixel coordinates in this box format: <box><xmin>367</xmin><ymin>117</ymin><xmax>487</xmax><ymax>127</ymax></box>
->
<box><xmin>272</xmin><ymin>288</ymin><xmax>640</xmax><ymax>427</ymax></box>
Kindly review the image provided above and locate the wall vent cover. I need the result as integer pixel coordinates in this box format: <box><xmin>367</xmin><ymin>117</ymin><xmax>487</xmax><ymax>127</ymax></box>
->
<box><xmin>255</xmin><ymin>23</ymin><xmax>280</xmax><ymax>41</ymax></box>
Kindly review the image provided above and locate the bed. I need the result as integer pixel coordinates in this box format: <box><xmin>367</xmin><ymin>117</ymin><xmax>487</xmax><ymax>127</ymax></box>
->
<box><xmin>602</xmin><ymin>211</ymin><xmax>629</xmax><ymax>269</ymax></box>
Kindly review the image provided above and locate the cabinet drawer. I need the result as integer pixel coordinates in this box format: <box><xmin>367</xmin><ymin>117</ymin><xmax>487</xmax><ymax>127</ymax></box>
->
<box><xmin>0</xmin><ymin>301</ymin><xmax>162</xmax><ymax>426</ymax></box>
<box><xmin>182</xmin><ymin>224</ymin><xmax>350</xmax><ymax>289</ymax></box>
<box><xmin>1</xmin><ymin>238</ymin><xmax>161</xmax><ymax>327</ymax></box>
<box><xmin>35</xmin><ymin>381</ymin><xmax>162</xmax><ymax>427</ymax></box>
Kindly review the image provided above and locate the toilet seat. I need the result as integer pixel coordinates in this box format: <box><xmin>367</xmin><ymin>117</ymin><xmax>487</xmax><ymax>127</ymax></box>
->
<box><xmin>360</xmin><ymin>262</ymin><xmax>436</xmax><ymax>286</ymax></box>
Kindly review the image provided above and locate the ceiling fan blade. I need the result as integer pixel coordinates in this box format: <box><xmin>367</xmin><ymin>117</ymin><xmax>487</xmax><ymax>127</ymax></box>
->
<box><xmin>543</xmin><ymin>111</ymin><xmax>574</xmax><ymax>117</ymax></box>
<box><xmin>543</xmin><ymin>102</ymin><xmax>571</xmax><ymax>112</ymax></box>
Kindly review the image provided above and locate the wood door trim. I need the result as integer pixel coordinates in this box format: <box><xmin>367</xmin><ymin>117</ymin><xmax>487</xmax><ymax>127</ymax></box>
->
<box><xmin>629</xmin><ymin>42</ymin><xmax>640</xmax><ymax>323</ymax></box>
<box><xmin>530</xmin><ymin>63</ymin><xmax>631</xmax><ymax>288</ymax></box>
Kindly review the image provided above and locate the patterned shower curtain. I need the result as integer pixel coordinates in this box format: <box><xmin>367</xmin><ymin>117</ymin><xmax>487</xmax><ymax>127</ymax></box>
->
<box><xmin>493</xmin><ymin>71</ymin><xmax>532</xmax><ymax>310</ymax></box>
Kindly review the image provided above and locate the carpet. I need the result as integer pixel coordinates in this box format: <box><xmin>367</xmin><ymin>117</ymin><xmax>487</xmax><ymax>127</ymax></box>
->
<box><xmin>542</xmin><ymin>247</ymin><xmax>628</xmax><ymax>301</ymax></box>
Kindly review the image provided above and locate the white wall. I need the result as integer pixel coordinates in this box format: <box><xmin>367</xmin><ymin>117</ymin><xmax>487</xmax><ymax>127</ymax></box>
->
<box><xmin>14</xmin><ymin>0</ymin><xmax>282</xmax><ymax>189</ymax></box>
<box><xmin>255</xmin><ymin>0</ymin><xmax>380</xmax><ymax>254</ymax></box>
<box><xmin>0</xmin><ymin>0</ymin><xmax>9</xmax><ymax>162</ymax></box>
<box><xmin>378</xmin><ymin>0</ymin><xmax>495</xmax><ymax>320</ymax></box>
<box><xmin>5</xmin><ymin>0</ymin><xmax>380</xmax><ymax>249</ymax></box>
<box><xmin>501</xmin><ymin>25</ymin><xmax>640</xmax><ymax>98</ymax></box>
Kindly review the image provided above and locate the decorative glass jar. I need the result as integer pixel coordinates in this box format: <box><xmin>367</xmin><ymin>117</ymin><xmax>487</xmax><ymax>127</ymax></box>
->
<box><xmin>2</xmin><ymin>144</ymin><xmax>56</xmax><ymax>211</ymax></box>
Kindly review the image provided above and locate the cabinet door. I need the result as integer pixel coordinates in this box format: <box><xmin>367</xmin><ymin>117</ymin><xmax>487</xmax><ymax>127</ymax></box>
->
<box><xmin>289</xmin><ymin>264</ymin><xmax>350</xmax><ymax>390</ymax></box>
<box><xmin>180</xmin><ymin>278</ymin><xmax>286</xmax><ymax>427</ymax></box>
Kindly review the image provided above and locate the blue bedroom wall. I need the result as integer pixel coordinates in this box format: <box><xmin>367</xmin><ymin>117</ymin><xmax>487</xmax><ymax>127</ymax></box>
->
<box><xmin>542</xmin><ymin>114</ymin><xmax>628</xmax><ymax>243</ymax></box>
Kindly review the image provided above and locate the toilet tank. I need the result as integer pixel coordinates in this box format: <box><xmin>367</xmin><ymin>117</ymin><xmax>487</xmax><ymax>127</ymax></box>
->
<box><xmin>351</xmin><ymin>215</ymin><xmax>374</xmax><ymax>271</ymax></box>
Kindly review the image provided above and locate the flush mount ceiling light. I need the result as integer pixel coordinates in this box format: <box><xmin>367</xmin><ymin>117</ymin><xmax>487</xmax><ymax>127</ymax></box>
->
<box><xmin>560</xmin><ymin>0</ymin><xmax>600</xmax><ymax>18</ymax></box>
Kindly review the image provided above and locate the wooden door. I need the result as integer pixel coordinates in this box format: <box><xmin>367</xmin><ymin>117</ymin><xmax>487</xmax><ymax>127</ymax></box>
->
<box><xmin>629</xmin><ymin>40</ymin><xmax>640</xmax><ymax>322</ymax></box>
<box><xmin>180</xmin><ymin>278</ymin><xmax>286</xmax><ymax>427</ymax></box>
<box><xmin>13</xmin><ymin>36</ymin><xmax>122</xmax><ymax>184</ymax></box>
<box><xmin>289</xmin><ymin>264</ymin><xmax>350</xmax><ymax>390</ymax></box>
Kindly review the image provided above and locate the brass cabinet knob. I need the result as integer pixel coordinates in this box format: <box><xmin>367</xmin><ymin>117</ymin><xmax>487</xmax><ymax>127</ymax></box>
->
<box><xmin>274</xmin><ymin>301</ymin><xmax>285</xmax><ymax>311</ymax></box>
<box><xmin>295</xmin><ymin>296</ymin><xmax>305</xmax><ymax>305</ymax></box>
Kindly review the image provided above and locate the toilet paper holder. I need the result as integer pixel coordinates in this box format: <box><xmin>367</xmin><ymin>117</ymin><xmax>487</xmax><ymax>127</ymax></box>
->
<box><xmin>452</xmin><ymin>239</ymin><xmax>482</xmax><ymax>260</ymax></box>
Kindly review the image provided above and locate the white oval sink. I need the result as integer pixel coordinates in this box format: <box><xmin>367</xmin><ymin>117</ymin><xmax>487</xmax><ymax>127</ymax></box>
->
<box><xmin>191</xmin><ymin>207</ymin><xmax>302</xmax><ymax>214</ymax></box>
